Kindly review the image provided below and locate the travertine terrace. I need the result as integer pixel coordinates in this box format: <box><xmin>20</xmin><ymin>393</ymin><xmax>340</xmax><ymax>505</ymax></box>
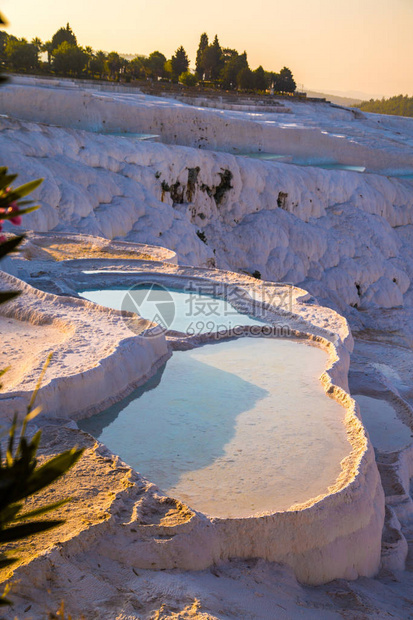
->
<box><xmin>0</xmin><ymin>78</ymin><xmax>412</xmax><ymax>618</ymax></box>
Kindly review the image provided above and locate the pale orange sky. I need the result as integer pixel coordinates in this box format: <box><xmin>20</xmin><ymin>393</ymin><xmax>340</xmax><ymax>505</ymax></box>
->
<box><xmin>2</xmin><ymin>0</ymin><xmax>412</xmax><ymax>98</ymax></box>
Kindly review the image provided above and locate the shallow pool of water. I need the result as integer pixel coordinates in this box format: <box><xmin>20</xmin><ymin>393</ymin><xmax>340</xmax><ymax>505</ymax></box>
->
<box><xmin>238</xmin><ymin>152</ymin><xmax>366</xmax><ymax>172</ymax></box>
<box><xmin>79</xmin><ymin>284</ymin><xmax>267</xmax><ymax>335</ymax></box>
<box><xmin>239</xmin><ymin>152</ymin><xmax>293</xmax><ymax>163</ymax></box>
<box><xmin>355</xmin><ymin>395</ymin><xmax>413</xmax><ymax>452</ymax></box>
<box><xmin>79</xmin><ymin>337</ymin><xmax>350</xmax><ymax>518</ymax></box>
<box><xmin>389</xmin><ymin>173</ymin><xmax>413</xmax><ymax>181</ymax></box>
<box><xmin>94</xmin><ymin>130</ymin><xmax>159</xmax><ymax>140</ymax></box>
<box><xmin>312</xmin><ymin>163</ymin><xmax>366</xmax><ymax>172</ymax></box>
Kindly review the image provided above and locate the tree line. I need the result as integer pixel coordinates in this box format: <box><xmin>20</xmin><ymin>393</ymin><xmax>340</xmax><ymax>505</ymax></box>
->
<box><xmin>356</xmin><ymin>94</ymin><xmax>413</xmax><ymax>118</ymax></box>
<box><xmin>194</xmin><ymin>34</ymin><xmax>295</xmax><ymax>93</ymax></box>
<box><xmin>0</xmin><ymin>25</ymin><xmax>296</xmax><ymax>94</ymax></box>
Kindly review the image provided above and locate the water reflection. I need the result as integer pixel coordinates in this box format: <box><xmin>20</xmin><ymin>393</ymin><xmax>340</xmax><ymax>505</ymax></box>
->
<box><xmin>79</xmin><ymin>349</ymin><xmax>269</xmax><ymax>491</ymax></box>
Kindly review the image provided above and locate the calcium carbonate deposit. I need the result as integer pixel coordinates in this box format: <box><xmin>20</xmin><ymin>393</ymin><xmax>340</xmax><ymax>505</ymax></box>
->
<box><xmin>0</xmin><ymin>77</ymin><xmax>413</xmax><ymax>618</ymax></box>
<box><xmin>1</xmin><ymin>77</ymin><xmax>413</xmax><ymax>326</ymax></box>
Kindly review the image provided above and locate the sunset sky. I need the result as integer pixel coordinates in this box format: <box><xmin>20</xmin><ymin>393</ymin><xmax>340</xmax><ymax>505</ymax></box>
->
<box><xmin>3</xmin><ymin>0</ymin><xmax>412</xmax><ymax>99</ymax></box>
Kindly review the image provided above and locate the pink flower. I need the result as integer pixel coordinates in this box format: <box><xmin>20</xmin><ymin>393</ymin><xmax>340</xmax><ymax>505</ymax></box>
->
<box><xmin>7</xmin><ymin>202</ymin><xmax>22</xmax><ymax>226</ymax></box>
<box><xmin>0</xmin><ymin>188</ymin><xmax>24</xmax><ymax>226</ymax></box>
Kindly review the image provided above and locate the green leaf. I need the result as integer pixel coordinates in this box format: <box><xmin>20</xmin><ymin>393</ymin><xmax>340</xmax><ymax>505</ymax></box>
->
<box><xmin>13</xmin><ymin>448</ymin><xmax>83</xmax><ymax>502</ymax></box>
<box><xmin>18</xmin><ymin>432</ymin><xmax>40</xmax><ymax>463</ymax></box>
<box><xmin>0</xmin><ymin>204</ymin><xmax>39</xmax><ymax>219</ymax></box>
<box><xmin>0</xmin><ymin>173</ymin><xmax>17</xmax><ymax>191</ymax></box>
<box><xmin>16</xmin><ymin>205</ymin><xmax>41</xmax><ymax>215</ymax></box>
<box><xmin>9</xmin><ymin>178</ymin><xmax>43</xmax><ymax>199</ymax></box>
<box><xmin>9</xmin><ymin>199</ymin><xmax>32</xmax><ymax>207</ymax></box>
<box><xmin>27</xmin><ymin>353</ymin><xmax>52</xmax><ymax>414</ymax></box>
<box><xmin>0</xmin><ymin>234</ymin><xmax>25</xmax><ymax>259</ymax></box>
<box><xmin>6</xmin><ymin>415</ymin><xmax>17</xmax><ymax>466</ymax></box>
<box><xmin>0</xmin><ymin>519</ymin><xmax>65</xmax><ymax>543</ymax></box>
<box><xmin>28</xmin><ymin>429</ymin><xmax>42</xmax><ymax>452</ymax></box>
<box><xmin>0</xmin><ymin>503</ymin><xmax>23</xmax><ymax>526</ymax></box>
<box><xmin>15</xmin><ymin>498</ymin><xmax>70</xmax><ymax>520</ymax></box>
<box><xmin>19</xmin><ymin>408</ymin><xmax>42</xmax><ymax>440</ymax></box>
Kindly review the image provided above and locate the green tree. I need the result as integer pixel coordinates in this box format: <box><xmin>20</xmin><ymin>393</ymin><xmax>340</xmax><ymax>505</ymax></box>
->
<box><xmin>357</xmin><ymin>94</ymin><xmax>413</xmax><ymax>117</ymax></box>
<box><xmin>237</xmin><ymin>66</ymin><xmax>255</xmax><ymax>91</ymax></box>
<box><xmin>170</xmin><ymin>46</ymin><xmax>189</xmax><ymax>82</ymax></box>
<box><xmin>51</xmin><ymin>23</ymin><xmax>77</xmax><ymax>52</ymax></box>
<box><xmin>271</xmin><ymin>72</ymin><xmax>282</xmax><ymax>92</ymax></box>
<box><xmin>31</xmin><ymin>37</ymin><xmax>42</xmax><ymax>55</ymax></box>
<box><xmin>121</xmin><ymin>57</ymin><xmax>130</xmax><ymax>80</ymax></box>
<box><xmin>221</xmin><ymin>51</ymin><xmax>248</xmax><ymax>90</ymax></box>
<box><xmin>223</xmin><ymin>48</ymin><xmax>238</xmax><ymax>60</ymax></box>
<box><xmin>42</xmin><ymin>40</ymin><xmax>53</xmax><ymax>66</ymax></box>
<box><xmin>278</xmin><ymin>66</ymin><xmax>296</xmax><ymax>93</ymax></box>
<box><xmin>195</xmin><ymin>32</ymin><xmax>208</xmax><ymax>79</ymax></box>
<box><xmin>253</xmin><ymin>65</ymin><xmax>267</xmax><ymax>91</ymax></box>
<box><xmin>83</xmin><ymin>45</ymin><xmax>94</xmax><ymax>74</ymax></box>
<box><xmin>202</xmin><ymin>34</ymin><xmax>223</xmax><ymax>81</ymax></box>
<box><xmin>52</xmin><ymin>42</ymin><xmax>87</xmax><ymax>76</ymax></box>
<box><xmin>105</xmin><ymin>51</ymin><xmax>123</xmax><ymax>79</ymax></box>
<box><xmin>179</xmin><ymin>71</ymin><xmax>198</xmax><ymax>87</ymax></box>
<box><xmin>221</xmin><ymin>48</ymin><xmax>238</xmax><ymax>64</ymax></box>
<box><xmin>5</xmin><ymin>39</ymin><xmax>38</xmax><ymax>72</ymax></box>
<box><xmin>89</xmin><ymin>50</ymin><xmax>106</xmax><ymax>78</ymax></box>
<box><xmin>0</xmin><ymin>31</ymin><xmax>9</xmax><ymax>62</ymax></box>
<box><xmin>128</xmin><ymin>55</ymin><xmax>145</xmax><ymax>79</ymax></box>
<box><xmin>264</xmin><ymin>70</ymin><xmax>274</xmax><ymax>90</ymax></box>
<box><xmin>146</xmin><ymin>51</ymin><xmax>167</xmax><ymax>79</ymax></box>
<box><xmin>163</xmin><ymin>58</ymin><xmax>173</xmax><ymax>80</ymax></box>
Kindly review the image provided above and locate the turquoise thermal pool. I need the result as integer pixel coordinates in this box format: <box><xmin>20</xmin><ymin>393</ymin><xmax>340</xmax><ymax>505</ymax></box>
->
<box><xmin>238</xmin><ymin>152</ymin><xmax>367</xmax><ymax>173</ymax></box>
<box><xmin>79</xmin><ymin>284</ymin><xmax>267</xmax><ymax>334</ymax></box>
<box><xmin>79</xmin><ymin>337</ymin><xmax>351</xmax><ymax>518</ymax></box>
<box><xmin>94</xmin><ymin>130</ymin><xmax>159</xmax><ymax>141</ymax></box>
<box><xmin>355</xmin><ymin>395</ymin><xmax>413</xmax><ymax>452</ymax></box>
<box><xmin>238</xmin><ymin>152</ymin><xmax>413</xmax><ymax>178</ymax></box>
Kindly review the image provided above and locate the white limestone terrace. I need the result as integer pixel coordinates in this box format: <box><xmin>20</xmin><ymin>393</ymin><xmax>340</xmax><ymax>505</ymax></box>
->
<box><xmin>0</xmin><ymin>237</ymin><xmax>410</xmax><ymax>615</ymax></box>
<box><xmin>13</xmin><ymin>230</ymin><xmax>178</xmax><ymax>264</ymax></box>
<box><xmin>0</xmin><ymin>95</ymin><xmax>412</xmax><ymax>333</ymax></box>
<box><xmin>3</xmin><ymin>75</ymin><xmax>413</xmax><ymax>172</ymax></box>
<box><xmin>0</xmin><ymin>270</ymin><xmax>170</xmax><ymax>420</ymax></box>
<box><xmin>0</xmin><ymin>239</ymin><xmax>386</xmax><ymax>590</ymax></box>
<box><xmin>0</xmin><ymin>79</ymin><xmax>412</xmax><ymax>614</ymax></box>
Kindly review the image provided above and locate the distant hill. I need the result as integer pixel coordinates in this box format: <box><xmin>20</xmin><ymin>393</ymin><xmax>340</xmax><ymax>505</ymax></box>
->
<box><xmin>354</xmin><ymin>95</ymin><xmax>413</xmax><ymax>118</ymax></box>
<box><xmin>305</xmin><ymin>90</ymin><xmax>362</xmax><ymax>107</ymax></box>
